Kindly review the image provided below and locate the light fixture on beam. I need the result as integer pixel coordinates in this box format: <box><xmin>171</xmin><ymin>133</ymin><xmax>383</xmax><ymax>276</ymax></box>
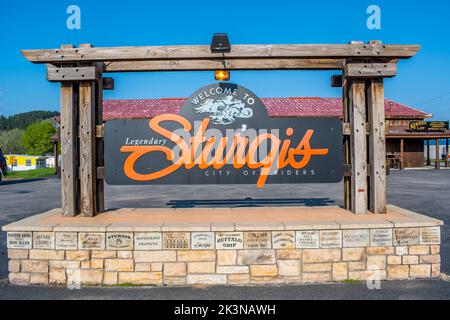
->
<box><xmin>210</xmin><ymin>33</ymin><xmax>231</xmax><ymax>53</ymax></box>
<box><xmin>214</xmin><ymin>70</ymin><xmax>230</xmax><ymax>81</ymax></box>
<box><xmin>331</xmin><ymin>75</ymin><xmax>343</xmax><ymax>88</ymax></box>
<box><xmin>211</xmin><ymin>33</ymin><xmax>231</xmax><ymax>81</ymax></box>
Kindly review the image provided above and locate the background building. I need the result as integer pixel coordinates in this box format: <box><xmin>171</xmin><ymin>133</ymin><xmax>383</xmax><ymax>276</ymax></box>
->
<box><xmin>5</xmin><ymin>154</ymin><xmax>48</xmax><ymax>171</ymax></box>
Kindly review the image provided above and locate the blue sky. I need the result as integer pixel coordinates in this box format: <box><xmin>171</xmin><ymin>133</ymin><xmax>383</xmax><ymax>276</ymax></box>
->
<box><xmin>0</xmin><ymin>0</ymin><xmax>449</xmax><ymax>120</ymax></box>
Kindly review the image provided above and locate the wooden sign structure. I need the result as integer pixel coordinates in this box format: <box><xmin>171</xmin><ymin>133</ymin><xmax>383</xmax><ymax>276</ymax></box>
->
<box><xmin>21</xmin><ymin>41</ymin><xmax>420</xmax><ymax>217</ymax></box>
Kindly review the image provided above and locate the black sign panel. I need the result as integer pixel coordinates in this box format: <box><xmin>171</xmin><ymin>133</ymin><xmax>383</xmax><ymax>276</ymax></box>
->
<box><xmin>105</xmin><ymin>83</ymin><xmax>343</xmax><ymax>188</ymax></box>
<box><xmin>427</xmin><ymin>121</ymin><xmax>449</xmax><ymax>132</ymax></box>
<box><xmin>409</xmin><ymin>121</ymin><xmax>428</xmax><ymax>132</ymax></box>
<box><xmin>409</xmin><ymin>121</ymin><xmax>449</xmax><ymax>132</ymax></box>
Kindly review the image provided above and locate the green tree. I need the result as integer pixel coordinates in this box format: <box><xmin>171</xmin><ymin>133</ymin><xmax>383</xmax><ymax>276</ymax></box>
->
<box><xmin>22</xmin><ymin>121</ymin><xmax>56</xmax><ymax>155</ymax></box>
<box><xmin>0</xmin><ymin>128</ymin><xmax>25</xmax><ymax>154</ymax></box>
<box><xmin>0</xmin><ymin>110</ymin><xmax>59</xmax><ymax>130</ymax></box>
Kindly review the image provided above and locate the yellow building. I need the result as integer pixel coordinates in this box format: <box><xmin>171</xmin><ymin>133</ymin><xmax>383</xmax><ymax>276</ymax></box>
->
<box><xmin>5</xmin><ymin>155</ymin><xmax>47</xmax><ymax>171</ymax></box>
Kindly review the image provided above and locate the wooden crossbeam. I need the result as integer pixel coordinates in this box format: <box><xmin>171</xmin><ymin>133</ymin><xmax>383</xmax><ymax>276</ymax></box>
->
<box><xmin>345</xmin><ymin>63</ymin><xmax>397</xmax><ymax>78</ymax></box>
<box><xmin>47</xmin><ymin>66</ymin><xmax>98</xmax><ymax>81</ymax></box>
<box><xmin>105</xmin><ymin>58</ymin><xmax>344</xmax><ymax>72</ymax></box>
<box><xmin>22</xmin><ymin>44</ymin><xmax>421</xmax><ymax>64</ymax></box>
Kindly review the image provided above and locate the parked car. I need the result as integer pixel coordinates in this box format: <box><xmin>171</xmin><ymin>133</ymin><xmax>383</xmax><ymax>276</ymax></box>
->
<box><xmin>0</xmin><ymin>148</ymin><xmax>7</xmax><ymax>181</ymax></box>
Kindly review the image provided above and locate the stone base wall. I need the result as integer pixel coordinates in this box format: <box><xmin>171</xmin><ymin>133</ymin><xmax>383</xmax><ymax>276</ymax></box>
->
<box><xmin>5</xmin><ymin>226</ymin><xmax>441</xmax><ymax>286</ymax></box>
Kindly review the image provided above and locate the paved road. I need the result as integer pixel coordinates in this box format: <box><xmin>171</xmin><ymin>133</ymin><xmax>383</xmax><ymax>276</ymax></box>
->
<box><xmin>1</xmin><ymin>279</ymin><xmax>450</xmax><ymax>300</ymax></box>
<box><xmin>0</xmin><ymin>170</ymin><xmax>449</xmax><ymax>299</ymax></box>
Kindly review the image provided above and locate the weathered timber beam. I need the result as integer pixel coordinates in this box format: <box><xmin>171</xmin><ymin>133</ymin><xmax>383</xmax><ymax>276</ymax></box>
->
<box><xmin>344</xmin><ymin>63</ymin><xmax>397</xmax><ymax>78</ymax></box>
<box><xmin>47</xmin><ymin>65</ymin><xmax>98</xmax><ymax>81</ymax></box>
<box><xmin>104</xmin><ymin>58</ymin><xmax>343</xmax><ymax>72</ymax></box>
<box><xmin>22</xmin><ymin>44</ymin><xmax>421</xmax><ymax>63</ymax></box>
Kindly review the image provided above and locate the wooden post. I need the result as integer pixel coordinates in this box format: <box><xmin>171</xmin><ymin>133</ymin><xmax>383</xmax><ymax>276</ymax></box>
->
<box><xmin>60</xmin><ymin>82</ymin><xmax>79</xmax><ymax>216</ymax></box>
<box><xmin>400</xmin><ymin>139</ymin><xmax>404</xmax><ymax>170</ymax></box>
<box><xmin>343</xmin><ymin>41</ymin><xmax>389</xmax><ymax>215</ymax></box>
<box><xmin>348</xmin><ymin>79</ymin><xmax>368</xmax><ymax>214</ymax></box>
<box><xmin>95</xmin><ymin>62</ymin><xmax>105</xmax><ymax>213</ymax></box>
<box><xmin>342</xmin><ymin>77</ymin><xmax>351</xmax><ymax>210</ymax></box>
<box><xmin>445</xmin><ymin>138</ymin><xmax>449</xmax><ymax>168</ymax></box>
<box><xmin>426</xmin><ymin>140</ymin><xmax>431</xmax><ymax>166</ymax></box>
<box><xmin>435</xmin><ymin>139</ymin><xmax>440</xmax><ymax>170</ymax></box>
<box><xmin>367</xmin><ymin>78</ymin><xmax>386</xmax><ymax>213</ymax></box>
<box><xmin>53</xmin><ymin>140</ymin><xmax>59</xmax><ymax>175</ymax></box>
<box><xmin>79</xmin><ymin>80</ymin><xmax>97</xmax><ymax>216</ymax></box>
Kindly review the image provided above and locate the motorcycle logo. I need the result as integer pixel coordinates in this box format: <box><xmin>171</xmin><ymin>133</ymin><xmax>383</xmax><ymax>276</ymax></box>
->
<box><xmin>194</xmin><ymin>95</ymin><xmax>253</xmax><ymax>125</ymax></box>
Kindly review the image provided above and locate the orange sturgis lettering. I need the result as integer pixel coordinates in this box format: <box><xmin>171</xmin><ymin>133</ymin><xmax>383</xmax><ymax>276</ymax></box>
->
<box><xmin>120</xmin><ymin>114</ymin><xmax>329</xmax><ymax>188</ymax></box>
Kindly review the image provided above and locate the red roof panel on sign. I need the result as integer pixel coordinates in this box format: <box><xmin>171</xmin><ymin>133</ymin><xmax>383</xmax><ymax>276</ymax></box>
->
<box><xmin>103</xmin><ymin>98</ymin><xmax>430</xmax><ymax>120</ymax></box>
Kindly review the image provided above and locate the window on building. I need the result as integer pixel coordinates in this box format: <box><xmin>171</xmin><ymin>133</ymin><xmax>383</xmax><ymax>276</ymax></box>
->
<box><xmin>26</xmin><ymin>159</ymin><xmax>32</xmax><ymax>166</ymax></box>
<box><xmin>13</xmin><ymin>160</ymin><xmax>18</xmax><ymax>166</ymax></box>
<box><xmin>36</xmin><ymin>159</ymin><xmax>45</xmax><ymax>167</ymax></box>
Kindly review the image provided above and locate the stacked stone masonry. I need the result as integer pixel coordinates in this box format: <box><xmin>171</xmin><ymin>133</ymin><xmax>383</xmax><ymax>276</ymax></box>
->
<box><xmin>5</xmin><ymin>226</ymin><xmax>441</xmax><ymax>286</ymax></box>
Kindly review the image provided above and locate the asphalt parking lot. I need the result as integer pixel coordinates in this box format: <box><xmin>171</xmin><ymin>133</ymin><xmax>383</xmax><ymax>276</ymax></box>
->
<box><xmin>0</xmin><ymin>169</ymin><xmax>449</xmax><ymax>300</ymax></box>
